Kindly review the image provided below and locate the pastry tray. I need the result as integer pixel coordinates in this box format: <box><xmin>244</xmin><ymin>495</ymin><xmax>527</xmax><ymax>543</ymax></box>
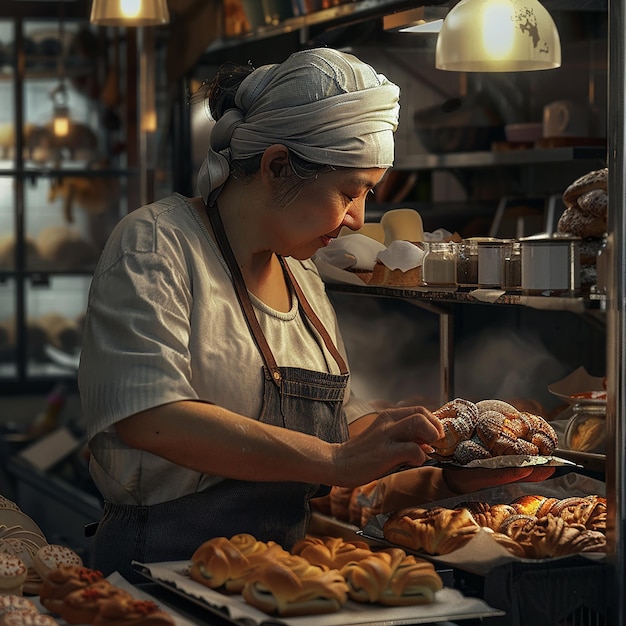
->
<box><xmin>133</xmin><ymin>560</ymin><xmax>504</xmax><ymax>626</ymax></box>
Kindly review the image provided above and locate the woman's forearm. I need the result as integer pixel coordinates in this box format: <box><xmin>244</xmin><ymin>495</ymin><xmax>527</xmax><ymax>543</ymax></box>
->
<box><xmin>115</xmin><ymin>400</ymin><xmax>339</xmax><ymax>485</ymax></box>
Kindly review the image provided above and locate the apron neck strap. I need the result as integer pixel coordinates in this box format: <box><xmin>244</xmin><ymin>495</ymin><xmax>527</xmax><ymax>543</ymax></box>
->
<box><xmin>205</xmin><ymin>200</ymin><xmax>348</xmax><ymax>385</ymax></box>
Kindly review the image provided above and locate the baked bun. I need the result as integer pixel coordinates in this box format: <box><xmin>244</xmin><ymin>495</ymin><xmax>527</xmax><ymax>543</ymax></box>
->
<box><xmin>190</xmin><ymin>534</ymin><xmax>288</xmax><ymax>593</ymax></box>
<box><xmin>39</xmin><ymin>566</ymin><xmax>104</xmax><ymax>615</ymax></box>
<box><xmin>2</xmin><ymin>611</ymin><xmax>59</xmax><ymax>625</ymax></box>
<box><xmin>383</xmin><ymin>506</ymin><xmax>480</xmax><ymax>555</ymax></box>
<box><xmin>0</xmin><ymin>554</ymin><xmax>28</xmax><ymax>596</ymax></box>
<box><xmin>55</xmin><ymin>580</ymin><xmax>132</xmax><ymax>625</ymax></box>
<box><xmin>241</xmin><ymin>554</ymin><xmax>348</xmax><ymax>617</ymax></box>
<box><xmin>340</xmin><ymin>548</ymin><xmax>443</xmax><ymax>606</ymax></box>
<box><xmin>0</xmin><ymin>595</ymin><xmax>38</xmax><ymax>619</ymax></box>
<box><xmin>92</xmin><ymin>598</ymin><xmax>174</xmax><ymax>626</ymax></box>
<box><xmin>557</xmin><ymin>206</ymin><xmax>606</xmax><ymax>238</ymax></box>
<box><xmin>431</xmin><ymin>398</ymin><xmax>480</xmax><ymax>459</ymax></box>
<box><xmin>562</xmin><ymin>168</ymin><xmax>608</xmax><ymax>207</ymax></box>
<box><xmin>291</xmin><ymin>536</ymin><xmax>372</xmax><ymax>569</ymax></box>
<box><xmin>33</xmin><ymin>545</ymin><xmax>83</xmax><ymax>581</ymax></box>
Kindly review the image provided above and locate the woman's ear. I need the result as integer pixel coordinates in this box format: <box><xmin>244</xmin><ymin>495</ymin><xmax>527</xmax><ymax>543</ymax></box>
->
<box><xmin>260</xmin><ymin>144</ymin><xmax>291</xmax><ymax>180</ymax></box>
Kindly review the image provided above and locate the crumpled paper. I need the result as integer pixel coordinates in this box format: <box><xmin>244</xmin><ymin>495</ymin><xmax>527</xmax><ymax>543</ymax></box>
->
<box><xmin>376</xmin><ymin>240</ymin><xmax>426</xmax><ymax>272</ymax></box>
<box><xmin>313</xmin><ymin>233</ymin><xmax>386</xmax><ymax>270</ymax></box>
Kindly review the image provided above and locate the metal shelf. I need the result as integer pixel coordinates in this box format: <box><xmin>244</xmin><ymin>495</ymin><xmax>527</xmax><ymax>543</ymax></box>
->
<box><xmin>394</xmin><ymin>146</ymin><xmax>607</xmax><ymax>171</ymax></box>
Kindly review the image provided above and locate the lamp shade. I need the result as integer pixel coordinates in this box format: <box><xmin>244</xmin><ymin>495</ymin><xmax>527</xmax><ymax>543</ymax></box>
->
<box><xmin>436</xmin><ymin>0</ymin><xmax>561</xmax><ymax>71</ymax></box>
<box><xmin>90</xmin><ymin>0</ymin><xmax>170</xmax><ymax>26</ymax></box>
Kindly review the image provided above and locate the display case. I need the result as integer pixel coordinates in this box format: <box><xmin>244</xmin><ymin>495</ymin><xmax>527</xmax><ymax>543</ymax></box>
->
<box><xmin>0</xmin><ymin>15</ymin><xmax>138</xmax><ymax>393</ymax></box>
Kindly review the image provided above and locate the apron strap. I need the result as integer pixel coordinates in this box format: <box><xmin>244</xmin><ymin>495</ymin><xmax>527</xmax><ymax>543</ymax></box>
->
<box><xmin>279</xmin><ymin>258</ymin><xmax>348</xmax><ymax>374</ymax></box>
<box><xmin>207</xmin><ymin>201</ymin><xmax>282</xmax><ymax>385</ymax></box>
<box><xmin>205</xmin><ymin>200</ymin><xmax>348</xmax><ymax>384</ymax></box>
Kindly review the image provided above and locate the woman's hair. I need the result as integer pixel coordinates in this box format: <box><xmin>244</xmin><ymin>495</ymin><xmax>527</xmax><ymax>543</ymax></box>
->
<box><xmin>207</xmin><ymin>61</ymin><xmax>339</xmax><ymax>206</ymax></box>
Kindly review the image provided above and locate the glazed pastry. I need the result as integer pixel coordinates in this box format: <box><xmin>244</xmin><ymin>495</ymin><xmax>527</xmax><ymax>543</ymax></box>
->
<box><xmin>39</xmin><ymin>566</ymin><xmax>104</xmax><ymax>615</ymax></box>
<box><xmin>55</xmin><ymin>580</ymin><xmax>132</xmax><ymax>625</ymax></box>
<box><xmin>340</xmin><ymin>548</ymin><xmax>443</xmax><ymax>606</ymax></box>
<box><xmin>241</xmin><ymin>553</ymin><xmax>348</xmax><ymax>617</ymax></box>
<box><xmin>383</xmin><ymin>506</ymin><xmax>480</xmax><ymax>555</ymax></box>
<box><xmin>291</xmin><ymin>536</ymin><xmax>372</xmax><ymax>569</ymax></box>
<box><xmin>190</xmin><ymin>535</ymin><xmax>288</xmax><ymax>593</ymax></box>
<box><xmin>92</xmin><ymin>597</ymin><xmax>174</xmax><ymax>626</ymax></box>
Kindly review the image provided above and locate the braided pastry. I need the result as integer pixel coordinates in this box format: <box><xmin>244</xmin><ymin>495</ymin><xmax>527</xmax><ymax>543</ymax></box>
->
<box><xmin>512</xmin><ymin>514</ymin><xmax>606</xmax><ymax>559</ymax></box>
<box><xmin>431</xmin><ymin>399</ymin><xmax>480</xmax><ymax>458</ymax></box>
<box><xmin>383</xmin><ymin>506</ymin><xmax>480</xmax><ymax>555</ymax></box>
<box><xmin>190</xmin><ymin>534</ymin><xmax>288</xmax><ymax>593</ymax></box>
<box><xmin>431</xmin><ymin>398</ymin><xmax>558</xmax><ymax>464</ymax></box>
<box><xmin>241</xmin><ymin>553</ymin><xmax>348</xmax><ymax>617</ymax></box>
<box><xmin>547</xmin><ymin>495</ymin><xmax>607</xmax><ymax>531</ymax></box>
<box><xmin>340</xmin><ymin>548</ymin><xmax>443</xmax><ymax>606</ymax></box>
<box><xmin>291</xmin><ymin>536</ymin><xmax>372</xmax><ymax>570</ymax></box>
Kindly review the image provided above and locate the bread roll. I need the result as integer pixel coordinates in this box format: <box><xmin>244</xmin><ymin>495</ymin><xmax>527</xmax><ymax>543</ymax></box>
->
<box><xmin>0</xmin><ymin>554</ymin><xmax>27</xmax><ymax>596</ymax></box>
<box><xmin>55</xmin><ymin>580</ymin><xmax>131</xmax><ymax>625</ymax></box>
<box><xmin>383</xmin><ymin>506</ymin><xmax>480</xmax><ymax>555</ymax></box>
<box><xmin>92</xmin><ymin>597</ymin><xmax>174</xmax><ymax>626</ymax></box>
<box><xmin>39</xmin><ymin>566</ymin><xmax>104</xmax><ymax>615</ymax></box>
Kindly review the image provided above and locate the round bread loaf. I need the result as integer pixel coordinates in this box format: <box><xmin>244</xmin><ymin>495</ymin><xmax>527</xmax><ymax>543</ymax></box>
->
<box><xmin>557</xmin><ymin>206</ymin><xmax>606</xmax><ymax>238</ymax></box>
<box><xmin>562</xmin><ymin>168</ymin><xmax>608</xmax><ymax>207</ymax></box>
<box><xmin>577</xmin><ymin>188</ymin><xmax>608</xmax><ymax>218</ymax></box>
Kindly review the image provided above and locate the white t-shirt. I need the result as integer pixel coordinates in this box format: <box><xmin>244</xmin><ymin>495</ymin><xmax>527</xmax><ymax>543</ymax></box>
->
<box><xmin>78</xmin><ymin>193</ymin><xmax>374</xmax><ymax>505</ymax></box>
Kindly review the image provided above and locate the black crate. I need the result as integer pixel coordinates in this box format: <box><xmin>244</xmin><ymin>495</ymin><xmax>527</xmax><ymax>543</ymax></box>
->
<box><xmin>454</xmin><ymin>556</ymin><xmax>608</xmax><ymax>626</ymax></box>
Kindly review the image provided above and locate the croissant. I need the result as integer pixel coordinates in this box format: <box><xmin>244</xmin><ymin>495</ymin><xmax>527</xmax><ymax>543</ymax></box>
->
<box><xmin>291</xmin><ymin>536</ymin><xmax>372</xmax><ymax>569</ymax></box>
<box><xmin>383</xmin><ymin>507</ymin><xmax>480</xmax><ymax>555</ymax></box>
<box><xmin>340</xmin><ymin>548</ymin><xmax>443</xmax><ymax>606</ymax></box>
<box><xmin>241</xmin><ymin>553</ymin><xmax>348</xmax><ymax>617</ymax></box>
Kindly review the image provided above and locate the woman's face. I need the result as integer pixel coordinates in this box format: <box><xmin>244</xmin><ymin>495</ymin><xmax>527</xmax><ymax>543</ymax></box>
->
<box><xmin>267</xmin><ymin>166</ymin><xmax>387</xmax><ymax>260</ymax></box>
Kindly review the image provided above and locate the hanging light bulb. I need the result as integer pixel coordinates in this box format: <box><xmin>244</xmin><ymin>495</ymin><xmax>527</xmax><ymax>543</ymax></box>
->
<box><xmin>51</xmin><ymin>83</ymin><xmax>70</xmax><ymax>138</ymax></box>
<box><xmin>436</xmin><ymin>0</ymin><xmax>561</xmax><ymax>72</ymax></box>
<box><xmin>90</xmin><ymin>0</ymin><xmax>170</xmax><ymax>26</ymax></box>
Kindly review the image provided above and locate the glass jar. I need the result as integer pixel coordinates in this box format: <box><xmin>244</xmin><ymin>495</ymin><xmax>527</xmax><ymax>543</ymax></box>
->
<box><xmin>501</xmin><ymin>241</ymin><xmax>522</xmax><ymax>291</ymax></box>
<box><xmin>564</xmin><ymin>402</ymin><xmax>606</xmax><ymax>453</ymax></box>
<box><xmin>456</xmin><ymin>239</ymin><xmax>479</xmax><ymax>287</ymax></box>
<box><xmin>422</xmin><ymin>242</ymin><xmax>457</xmax><ymax>286</ymax></box>
<box><xmin>477</xmin><ymin>239</ymin><xmax>510</xmax><ymax>288</ymax></box>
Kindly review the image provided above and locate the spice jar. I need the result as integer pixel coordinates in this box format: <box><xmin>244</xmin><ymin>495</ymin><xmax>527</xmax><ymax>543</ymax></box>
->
<box><xmin>477</xmin><ymin>239</ymin><xmax>510</xmax><ymax>288</ymax></box>
<box><xmin>565</xmin><ymin>402</ymin><xmax>606</xmax><ymax>453</ymax></box>
<box><xmin>422</xmin><ymin>242</ymin><xmax>457</xmax><ymax>286</ymax></box>
<box><xmin>456</xmin><ymin>239</ymin><xmax>479</xmax><ymax>287</ymax></box>
<box><xmin>501</xmin><ymin>241</ymin><xmax>522</xmax><ymax>291</ymax></box>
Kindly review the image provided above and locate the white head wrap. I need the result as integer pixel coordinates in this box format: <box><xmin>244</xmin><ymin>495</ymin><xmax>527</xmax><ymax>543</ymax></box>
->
<box><xmin>197</xmin><ymin>48</ymin><xmax>400</xmax><ymax>205</ymax></box>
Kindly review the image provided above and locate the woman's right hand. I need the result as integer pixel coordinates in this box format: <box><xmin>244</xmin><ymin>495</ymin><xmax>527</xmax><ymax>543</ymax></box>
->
<box><xmin>332</xmin><ymin>405</ymin><xmax>444</xmax><ymax>488</ymax></box>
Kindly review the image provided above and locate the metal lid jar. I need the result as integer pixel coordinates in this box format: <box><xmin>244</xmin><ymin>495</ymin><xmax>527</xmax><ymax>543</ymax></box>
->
<box><xmin>520</xmin><ymin>234</ymin><xmax>581</xmax><ymax>295</ymax></box>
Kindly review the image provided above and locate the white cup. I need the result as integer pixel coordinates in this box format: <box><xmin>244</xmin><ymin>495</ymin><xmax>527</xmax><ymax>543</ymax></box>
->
<box><xmin>543</xmin><ymin>100</ymin><xmax>589</xmax><ymax>138</ymax></box>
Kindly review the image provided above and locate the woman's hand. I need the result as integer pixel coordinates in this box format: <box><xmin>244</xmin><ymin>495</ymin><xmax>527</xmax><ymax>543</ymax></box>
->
<box><xmin>332</xmin><ymin>405</ymin><xmax>444</xmax><ymax>488</ymax></box>
<box><xmin>441</xmin><ymin>465</ymin><xmax>556</xmax><ymax>496</ymax></box>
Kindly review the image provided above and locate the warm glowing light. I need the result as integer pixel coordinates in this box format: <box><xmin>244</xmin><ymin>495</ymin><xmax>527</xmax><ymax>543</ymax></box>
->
<box><xmin>120</xmin><ymin>0</ymin><xmax>141</xmax><ymax>19</ymax></box>
<box><xmin>53</xmin><ymin>114</ymin><xmax>70</xmax><ymax>137</ymax></box>
<box><xmin>482</xmin><ymin>2</ymin><xmax>515</xmax><ymax>58</ymax></box>
<box><xmin>142</xmin><ymin>110</ymin><xmax>157</xmax><ymax>132</ymax></box>
<box><xmin>435</xmin><ymin>0</ymin><xmax>561</xmax><ymax>71</ymax></box>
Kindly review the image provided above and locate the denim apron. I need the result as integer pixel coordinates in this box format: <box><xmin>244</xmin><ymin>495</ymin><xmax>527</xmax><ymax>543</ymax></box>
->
<box><xmin>91</xmin><ymin>202</ymin><xmax>349</xmax><ymax>582</ymax></box>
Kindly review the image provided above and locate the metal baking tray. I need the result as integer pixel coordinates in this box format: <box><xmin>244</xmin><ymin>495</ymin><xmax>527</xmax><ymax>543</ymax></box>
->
<box><xmin>133</xmin><ymin>560</ymin><xmax>504</xmax><ymax>626</ymax></box>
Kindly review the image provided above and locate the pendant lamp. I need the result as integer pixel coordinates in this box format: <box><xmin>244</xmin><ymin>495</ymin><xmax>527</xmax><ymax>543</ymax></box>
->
<box><xmin>90</xmin><ymin>0</ymin><xmax>170</xmax><ymax>26</ymax></box>
<box><xmin>435</xmin><ymin>0</ymin><xmax>561</xmax><ymax>72</ymax></box>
